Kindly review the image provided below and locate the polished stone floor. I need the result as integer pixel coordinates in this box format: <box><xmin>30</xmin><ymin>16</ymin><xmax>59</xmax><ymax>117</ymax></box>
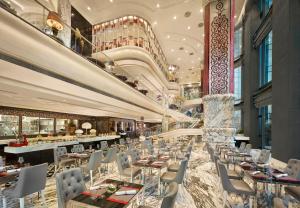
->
<box><xmin>1</xmin><ymin>143</ymin><xmax>299</xmax><ymax>208</ymax></box>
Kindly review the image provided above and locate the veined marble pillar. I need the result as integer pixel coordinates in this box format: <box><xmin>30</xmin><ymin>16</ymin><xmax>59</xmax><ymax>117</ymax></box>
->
<box><xmin>57</xmin><ymin>0</ymin><xmax>71</xmax><ymax>47</ymax></box>
<box><xmin>202</xmin><ymin>0</ymin><xmax>236</xmax><ymax>144</ymax></box>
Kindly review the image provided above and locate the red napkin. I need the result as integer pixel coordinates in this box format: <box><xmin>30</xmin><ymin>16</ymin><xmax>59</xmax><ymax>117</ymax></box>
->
<box><xmin>106</xmin><ymin>197</ymin><xmax>128</xmax><ymax>205</ymax></box>
<box><xmin>81</xmin><ymin>191</ymin><xmax>102</xmax><ymax>198</ymax></box>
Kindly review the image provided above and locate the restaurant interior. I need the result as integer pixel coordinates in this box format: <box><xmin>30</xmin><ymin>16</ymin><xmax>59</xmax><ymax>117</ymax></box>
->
<box><xmin>0</xmin><ymin>0</ymin><xmax>299</xmax><ymax>208</ymax></box>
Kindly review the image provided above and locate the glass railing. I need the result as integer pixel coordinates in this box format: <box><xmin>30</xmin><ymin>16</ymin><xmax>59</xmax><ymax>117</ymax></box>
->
<box><xmin>0</xmin><ymin>0</ymin><xmax>163</xmax><ymax>105</ymax></box>
<box><xmin>92</xmin><ymin>15</ymin><xmax>170</xmax><ymax>81</ymax></box>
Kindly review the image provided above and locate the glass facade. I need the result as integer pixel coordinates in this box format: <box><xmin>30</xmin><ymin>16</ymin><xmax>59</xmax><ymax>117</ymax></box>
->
<box><xmin>258</xmin><ymin>105</ymin><xmax>272</xmax><ymax>149</ymax></box>
<box><xmin>234</xmin><ymin>28</ymin><xmax>242</xmax><ymax>59</ymax></box>
<box><xmin>258</xmin><ymin>0</ymin><xmax>273</xmax><ymax>17</ymax></box>
<box><xmin>234</xmin><ymin>66</ymin><xmax>242</xmax><ymax>102</ymax></box>
<box><xmin>259</xmin><ymin>31</ymin><xmax>272</xmax><ymax>87</ymax></box>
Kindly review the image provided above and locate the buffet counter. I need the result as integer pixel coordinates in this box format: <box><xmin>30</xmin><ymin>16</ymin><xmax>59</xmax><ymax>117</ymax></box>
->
<box><xmin>3</xmin><ymin>135</ymin><xmax>120</xmax><ymax>165</ymax></box>
<box><xmin>4</xmin><ymin>140</ymin><xmax>79</xmax><ymax>154</ymax></box>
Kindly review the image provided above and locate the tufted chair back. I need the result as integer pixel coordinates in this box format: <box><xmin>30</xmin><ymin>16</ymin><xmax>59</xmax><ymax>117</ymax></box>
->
<box><xmin>257</xmin><ymin>149</ymin><xmax>271</xmax><ymax>164</ymax></box>
<box><xmin>12</xmin><ymin>163</ymin><xmax>48</xmax><ymax>198</ymax></box>
<box><xmin>161</xmin><ymin>182</ymin><xmax>178</xmax><ymax>208</ymax></box>
<box><xmin>175</xmin><ymin>158</ymin><xmax>188</xmax><ymax>184</ymax></box>
<box><xmin>119</xmin><ymin>138</ymin><xmax>126</xmax><ymax>145</ymax></box>
<box><xmin>239</xmin><ymin>142</ymin><xmax>246</xmax><ymax>152</ymax></box>
<box><xmin>244</xmin><ymin>144</ymin><xmax>252</xmax><ymax>154</ymax></box>
<box><xmin>72</xmin><ymin>144</ymin><xmax>84</xmax><ymax>153</ymax></box>
<box><xmin>146</xmin><ymin>144</ymin><xmax>155</xmax><ymax>155</ymax></box>
<box><xmin>116</xmin><ymin>152</ymin><xmax>130</xmax><ymax>175</ymax></box>
<box><xmin>126</xmin><ymin>137</ymin><xmax>131</xmax><ymax>144</ymax></box>
<box><xmin>102</xmin><ymin>147</ymin><xmax>117</xmax><ymax>163</ymax></box>
<box><xmin>54</xmin><ymin>147</ymin><xmax>68</xmax><ymax>165</ymax></box>
<box><xmin>87</xmin><ymin>150</ymin><xmax>103</xmax><ymax>171</ymax></box>
<box><xmin>285</xmin><ymin>159</ymin><xmax>300</xmax><ymax>179</ymax></box>
<box><xmin>56</xmin><ymin>168</ymin><xmax>86</xmax><ymax>208</ymax></box>
<box><xmin>101</xmin><ymin>141</ymin><xmax>108</xmax><ymax>150</ymax></box>
<box><xmin>129</xmin><ymin>148</ymin><xmax>141</xmax><ymax>163</ymax></box>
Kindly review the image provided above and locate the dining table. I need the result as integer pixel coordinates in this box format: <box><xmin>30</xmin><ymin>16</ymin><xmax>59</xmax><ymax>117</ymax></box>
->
<box><xmin>239</xmin><ymin>161</ymin><xmax>300</xmax><ymax>196</ymax></box>
<box><xmin>66</xmin><ymin>179</ymin><xmax>144</xmax><ymax>208</ymax></box>
<box><xmin>133</xmin><ymin>155</ymin><xmax>170</xmax><ymax>196</ymax></box>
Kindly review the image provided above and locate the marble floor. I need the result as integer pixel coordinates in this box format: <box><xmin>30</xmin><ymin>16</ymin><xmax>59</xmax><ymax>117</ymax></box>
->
<box><xmin>1</xmin><ymin>143</ymin><xmax>299</xmax><ymax>208</ymax></box>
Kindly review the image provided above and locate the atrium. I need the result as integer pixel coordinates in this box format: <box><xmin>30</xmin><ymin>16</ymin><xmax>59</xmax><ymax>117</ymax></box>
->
<box><xmin>0</xmin><ymin>0</ymin><xmax>299</xmax><ymax>207</ymax></box>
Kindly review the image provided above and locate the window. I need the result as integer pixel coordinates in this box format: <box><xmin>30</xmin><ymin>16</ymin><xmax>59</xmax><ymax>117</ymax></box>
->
<box><xmin>258</xmin><ymin>0</ymin><xmax>272</xmax><ymax>17</ymax></box>
<box><xmin>0</xmin><ymin>115</ymin><xmax>19</xmax><ymax>136</ymax></box>
<box><xmin>234</xmin><ymin>28</ymin><xmax>242</xmax><ymax>59</ymax></box>
<box><xmin>39</xmin><ymin>118</ymin><xmax>54</xmax><ymax>134</ymax></box>
<box><xmin>22</xmin><ymin>116</ymin><xmax>39</xmax><ymax>135</ymax></box>
<box><xmin>234</xmin><ymin>66</ymin><xmax>242</xmax><ymax>102</ymax></box>
<box><xmin>258</xmin><ymin>105</ymin><xmax>272</xmax><ymax>149</ymax></box>
<box><xmin>259</xmin><ymin>31</ymin><xmax>272</xmax><ymax>86</ymax></box>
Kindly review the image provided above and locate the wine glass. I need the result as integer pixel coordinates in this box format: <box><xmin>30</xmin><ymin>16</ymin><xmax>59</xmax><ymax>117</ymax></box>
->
<box><xmin>18</xmin><ymin>157</ymin><xmax>24</xmax><ymax>166</ymax></box>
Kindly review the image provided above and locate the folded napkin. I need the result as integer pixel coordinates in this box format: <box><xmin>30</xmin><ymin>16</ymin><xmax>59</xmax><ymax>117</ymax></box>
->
<box><xmin>89</xmin><ymin>185</ymin><xmax>100</xmax><ymax>190</ymax></box>
<box><xmin>152</xmin><ymin>161</ymin><xmax>164</xmax><ymax>165</ymax></box>
<box><xmin>115</xmin><ymin>190</ymin><xmax>137</xmax><ymax>195</ymax></box>
<box><xmin>274</xmin><ymin>173</ymin><xmax>288</xmax><ymax>178</ymax></box>
<box><xmin>7</xmin><ymin>168</ymin><xmax>20</xmax><ymax>173</ymax></box>
<box><xmin>251</xmin><ymin>171</ymin><xmax>260</xmax><ymax>175</ymax></box>
<box><xmin>137</xmin><ymin>159</ymin><xmax>149</xmax><ymax>163</ymax></box>
<box><xmin>240</xmin><ymin>162</ymin><xmax>247</xmax><ymax>165</ymax></box>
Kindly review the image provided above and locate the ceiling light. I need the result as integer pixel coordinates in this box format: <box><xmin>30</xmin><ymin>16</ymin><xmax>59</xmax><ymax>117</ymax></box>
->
<box><xmin>182</xmin><ymin>38</ymin><xmax>186</xmax><ymax>41</ymax></box>
<box><xmin>177</xmin><ymin>57</ymin><xmax>181</xmax><ymax>61</ymax></box>
<box><xmin>173</xmin><ymin>16</ymin><xmax>177</xmax><ymax>20</ymax></box>
<box><xmin>156</xmin><ymin>3</ymin><xmax>160</xmax><ymax>8</ymax></box>
<box><xmin>202</xmin><ymin>34</ymin><xmax>205</xmax><ymax>37</ymax></box>
<box><xmin>185</xmin><ymin>50</ymin><xmax>188</xmax><ymax>53</ymax></box>
<box><xmin>87</xmin><ymin>6</ymin><xmax>91</xmax><ymax>11</ymax></box>
<box><xmin>167</xmin><ymin>35</ymin><xmax>170</xmax><ymax>39</ymax></box>
<box><xmin>153</xmin><ymin>21</ymin><xmax>157</xmax><ymax>25</ymax></box>
<box><xmin>187</xmin><ymin>26</ymin><xmax>191</xmax><ymax>30</ymax></box>
<box><xmin>109</xmin><ymin>0</ymin><xmax>113</xmax><ymax>2</ymax></box>
<box><xmin>234</xmin><ymin>15</ymin><xmax>237</xmax><ymax>19</ymax></box>
<box><xmin>171</xmin><ymin>49</ymin><xmax>174</xmax><ymax>52</ymax></box>
<box><xmin>200</xmin><ymin>8</ymin><xmax>203</xmax><ymax>13</ymax></box>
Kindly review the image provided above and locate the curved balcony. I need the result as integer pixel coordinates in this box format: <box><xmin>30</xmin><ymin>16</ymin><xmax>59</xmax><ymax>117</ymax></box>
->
<box><xmin>92</xmin><ymin>15</ymin><xmax>172</xmax><ymax>82</ymax></box>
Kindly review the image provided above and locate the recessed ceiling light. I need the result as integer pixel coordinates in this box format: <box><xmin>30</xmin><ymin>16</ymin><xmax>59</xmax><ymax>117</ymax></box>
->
<box><xmin>202</xmin><ymin>34</ymin><xmax>205</xmax><ymax>37</ymax></box>
<box><xmin>167</xmin><ymin>35</ymin><xmax>170</xmax><ymax>39</ymax></box>
<box><xmin>177</xmin><ymin>57</ymin><xmax>181</xmax><ymax>61</ymax></box>
<box><xmin>109</xmin><ymin>0</ymin><xmax>113</xmax><ymax>2</ymax></box>
<box><xmin>153</xmin><ymin>21</ymin><xmax>157</xmax><ymax>25</ymax></box>
<box><xmin>71</xmin><ymin>13</ymin><xmax>74</xmax><ymax>17</ymax></box>
<box><xmin>171</xmin><ymin>49</ymin><xmax>174</xmax><ymax>52</ymax></box>
<box><xmin>156</xmin><ymin>3</ymin><xmax>160</xmax><ymax>8</ymax></box>
<box><xmin>182</xmin><ymin>38</ymin><xmax>186</xmax><ymax>41</ymax></box>
<box><xmin>185</xmin><ymin>50</ymin><xmax>188</xmax><ymax>53</ymax></box>
<box><xmin>234</xmin><ymin>15</ymin><xmax>237</xmax><ymax>19</ymax></box>
<box><xmin>87</xmin><ymin>6</ymin><xmax>91</xmax><ymax>10</ymax></box>
<box><xmin>173</xmin><ymin>16</ymin><xmax>177</xmax><ymax>20</ymax></box>
<box><xmin>200</xmin><ymin>8</ymin><xmax>203</xmax><ymax>13</ymax></box>
<box><xmin>184</xmin><ymin>11</ymin><xmax>192</xmax><ymax>17</ymax></box>
<box><xmin>187</xmin><ymin>26</ymin><xmax>191</xmax><ymax>30</ymax></box>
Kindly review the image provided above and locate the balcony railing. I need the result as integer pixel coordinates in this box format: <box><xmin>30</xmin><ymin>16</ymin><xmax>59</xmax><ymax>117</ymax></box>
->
<box><xmin>0</xmin><ymin>0</ymin><xmax>163</xmax><ymax>105</ymax></box>
<box><xmin>92</xmin><ymin>15</ymin><xmax>170</xmax><ymax>81</ymax></box>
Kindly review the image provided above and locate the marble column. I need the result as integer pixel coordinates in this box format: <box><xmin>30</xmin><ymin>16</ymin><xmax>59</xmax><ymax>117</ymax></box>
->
<box><xmin>57</xmin><ymin>0</ymin><xmax>71</xmax><ymax>47</ymax></box>
<box><xmin>202</xmin><ymin>0</ymin><xmax>236</xmax><ymax>144</ymax></box>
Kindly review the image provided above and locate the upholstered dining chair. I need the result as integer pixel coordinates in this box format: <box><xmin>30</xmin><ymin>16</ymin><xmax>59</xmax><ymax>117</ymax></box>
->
<box><xmin>139</xmin><ymin>182</ymin><xmax>178</xmax><ymax>208</ymax></box>
<box><xmin>161</xmin><ymin>158</ymin><xmax>188</xmax><ymax>186</ymax></box>
<box><xmin>71</xmin><ymin>144</ymin><xmax>85</xmax><ymax>153</ymax></box>
<box><xmin>217</xmin><ymin>161</ymin><xmax>255</xmax><ymax>208</ymax></box>
<box><xmin>284</xmin><ymin>159</ymin><xmax>300</xmax><ymax>202</ymax></box>
<box><xmin>257</xmin><ymin>149</ymin><xmax>271</xmax><ymax>164</ymax></box>
<box><xmin>101</xmin><ymin>147</ymin><xmax>117</xmax><ymax>174</ymax></box>
<box><xmin>56</xmin><ymin>168</ymin><xmax>86</xmax><ymax>208</ymax></box>
<box><xmin>101</xmin><ymin>141</ymin><xmax>109</xmax><ymax>151</ymax></box>
<box><xmin>81</xmin><ymin>150</ymin><xmax>103</xmax><ymax>187</ymax></box>
<box><xmin>54</xmin><ymin>147</ymin><xmax>76</xmax><ymax>173</ymax></box>
<box><xmin>116</xmin><ymin>152</ymin><xmax>142</xmax><ymax>182</ymax></box>
<box><xmin>128</xmin><ymin>148</ymin><xmax>142</xmax><ymax>164</ymax></box>
<box><xmin>2</xmin><ymin>163</ymin><xmax>48</xmax><ymax>208</ymax></box>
